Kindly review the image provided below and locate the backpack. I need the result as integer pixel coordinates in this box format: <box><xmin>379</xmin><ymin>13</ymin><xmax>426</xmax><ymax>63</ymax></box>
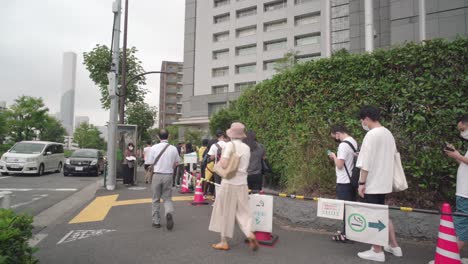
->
<box><xmin>342</xmin><ymin>141</ymin><xmax>360</xmax><ymax>189</ymax></box>
<box><xmin>214</xmin><ymin>143</ymin><xmax>222</xmax><ymax>162</ymax></box>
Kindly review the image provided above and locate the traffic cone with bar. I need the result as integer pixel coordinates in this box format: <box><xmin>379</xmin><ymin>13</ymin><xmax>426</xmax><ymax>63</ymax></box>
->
<box><xmin>428</xmin><ymin>203</ymin><xmax>461</xmax><ymax>264</ymax></box>
<box><xmin>191</xmin><ymin>173</ymin><xmax>209</xmax><ymax>206</ymax></box>
<box><xmin>179</xmin><ymin>171</ymin><xmax>193</xmax><ymax>194</ymax></box>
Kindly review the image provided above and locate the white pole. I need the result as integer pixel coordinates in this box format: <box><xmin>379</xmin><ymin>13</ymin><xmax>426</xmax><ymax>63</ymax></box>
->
<box><xmin>364</xmin><ymin>0</ymin><xmax>374</xmax><ymax>52</ymax></box>
<box><xmin>106</xmin><ymin>0</ymin><xmax>122</xmax><ymax>191</ymax></box>
<box><xmin>0</xmin><ymin>191</ymin><xmax>12</xmax><ymax>209</ymax></box>
<box><xmin>419</xmin><ymin>0</ymin><xmax>426</xmax><ymax>41</ymax></box>
<box><xmin>324</xmin><ymin>0</ymin><xmax>331</xmax><ymax>57</ymax></box>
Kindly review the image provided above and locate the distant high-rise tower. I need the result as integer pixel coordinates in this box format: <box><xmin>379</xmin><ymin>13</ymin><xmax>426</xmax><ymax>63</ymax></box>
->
<box><xmin>60</xmin><ymin>52</ymin><xmax>77</xmax><ymax>136</ymax></box>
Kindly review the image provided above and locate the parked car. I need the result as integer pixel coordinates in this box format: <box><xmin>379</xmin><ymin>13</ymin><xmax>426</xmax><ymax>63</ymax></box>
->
<box><xmin>63</xmin><ymin>149</ymin><xmax>104</xmax><ymax>177</ymax></box>
<box><xmin>0</xmin><ymin>141</ymin><xmax>65</xmax><ymax>176</ymax></box>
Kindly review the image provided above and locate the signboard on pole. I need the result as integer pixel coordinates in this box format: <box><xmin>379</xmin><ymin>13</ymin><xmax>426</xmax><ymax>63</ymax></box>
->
<box><xmin>183</xmin><ymin>152</ymin><xmax>198</xmax><ymax>165</ymax></box>
<box><xmin>345</xmin><ymin>201</ymin><xmax>389</xmax><ymax>246</ymax></box>
<box><xmin>249</xmin><ymin>194</ymin><xmax>273</xmax><ymax>233</ymax></box>
<box><xmin>317</xmin><ymin>198</ymin><xmax>345</xmax><ymax>220</ymax></box>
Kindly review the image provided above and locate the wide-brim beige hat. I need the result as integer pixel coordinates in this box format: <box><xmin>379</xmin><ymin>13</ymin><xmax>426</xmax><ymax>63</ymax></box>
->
<box><xmin>226</xmin><ymin>122</ymin><xmax>247</xmax><ymax>139</ymax></box>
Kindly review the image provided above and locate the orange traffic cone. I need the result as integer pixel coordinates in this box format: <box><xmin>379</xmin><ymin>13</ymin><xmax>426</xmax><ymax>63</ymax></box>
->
<box><xmin>179</xmin><ymin>171</ymin><xmax>192</xmax><ymax>194</ymax></box>
<box><xmin>191</xmin><ymin>174</ymin><xmax>209</xmax><ymax>206</ymax></box>
<box><xmin>429</xmin><ymin>203</ymin><xmax>461</xmax><ymax>264</ymax></box>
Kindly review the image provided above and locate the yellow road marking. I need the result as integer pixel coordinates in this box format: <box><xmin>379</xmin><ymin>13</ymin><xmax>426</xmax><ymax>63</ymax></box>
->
<box><xmin>69</xmin><ymin>195</ymin><xmax>194</xmax><ymax>224</ymax></box>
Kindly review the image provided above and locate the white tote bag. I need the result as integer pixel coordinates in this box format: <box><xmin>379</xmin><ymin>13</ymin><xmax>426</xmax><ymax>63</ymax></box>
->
<box><xmin>393</xmin><ymin>152</ymin><xmax>408</xmax><ymax>192</ymax></box>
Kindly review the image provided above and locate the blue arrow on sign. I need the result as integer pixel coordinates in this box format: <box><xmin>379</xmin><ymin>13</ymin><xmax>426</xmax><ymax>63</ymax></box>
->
<box><xmin>368</xmin><ymin>220</ymin><xmax>386</xmax><ymax>232</ymax></box>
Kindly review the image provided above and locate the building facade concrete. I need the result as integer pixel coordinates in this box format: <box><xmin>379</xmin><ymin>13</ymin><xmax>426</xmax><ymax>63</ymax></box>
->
<box><xmin>159</xmin><ymin>61</ymin><xmax>184</xmax><ymax>128</ymax></box>
<box><xmin>59</xmin><ymin>52</ymin><xmax>77</xmax><ymax>136</ymax></box>
<box><xmin>180</xmin><ymin>0</ymin><xmax>468</xmax><ymax>133</ymax></box>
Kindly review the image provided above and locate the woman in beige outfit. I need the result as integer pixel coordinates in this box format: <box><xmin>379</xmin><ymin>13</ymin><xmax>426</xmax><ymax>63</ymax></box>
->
<box><xmin>209</xmin><ymin>122</ymin><xmax>259</xmax><ymax>251</ymax></box>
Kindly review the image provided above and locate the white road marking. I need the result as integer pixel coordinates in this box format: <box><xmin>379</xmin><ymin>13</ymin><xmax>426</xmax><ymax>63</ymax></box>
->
<box><xmin>0</xmin><ymin>188</ymin><xmax>78</xmax><ymax>192</ymax></box>
<box><xmin>29</xmin><ymin>233</ymin><xmax>48</xmax><ymax>247</ymax></box>
<box><xmin>0</xmin><ymin>176</ymin><xmax>11</xmax><ymax>180</ymax></box>
<box><xmin>11</xmin><ymin>194</ymin><xmax>49</xmax><ymax>208</ymax></box>
<box><xmin>57</xmin><ymin>229</ymin><xmax>116</xmax><ymax>245</ymax></box>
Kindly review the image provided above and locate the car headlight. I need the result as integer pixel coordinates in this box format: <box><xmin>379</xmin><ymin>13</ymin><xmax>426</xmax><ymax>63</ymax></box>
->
<box><xmin>65</xmin><ymin>159</ymin><xmax>70</xmax><ymax>165</ymax></box>
<box><xmin>90</xmin><ymin>159</ymin><xmax>98</xmax><ymax>165</ymax></box>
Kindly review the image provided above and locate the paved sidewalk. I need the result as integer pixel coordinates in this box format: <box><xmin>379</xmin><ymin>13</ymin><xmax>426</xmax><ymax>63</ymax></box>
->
<box><xmin>34</xmin><ymin>169</ymin><xmax>453</xmax><ymax>264</ymax></box>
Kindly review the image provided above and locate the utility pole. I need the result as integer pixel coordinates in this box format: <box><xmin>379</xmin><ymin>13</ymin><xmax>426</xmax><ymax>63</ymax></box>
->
<box><xmin>419</xmin><ymin>0</ymin><xmax>426</xmax><ymax>41</ymax></box>
<box><xmin>323</xmin><ymin>0</ymin><xmax>331</xmax><ymax>57</ymax></box>
<box><xmin>106</xmin><ymin>0</ymin><xmax>122</xmax><ymax>191</ymax></box>
<box><xmin>119</xmin><ymin>0</ymin><xmax>129</xmax><ymax>124</ymax></box>
<box><xmin>364</xmin><ymin>0</ymin><xmax>374</xmax><ymax>52</ymax></box>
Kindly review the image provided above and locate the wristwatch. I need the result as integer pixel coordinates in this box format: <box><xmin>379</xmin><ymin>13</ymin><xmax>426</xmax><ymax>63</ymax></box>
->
<box><xmin>358</xmin><ymin>182</ymin><xmax>366</xmax><ymax>185</ymax></box>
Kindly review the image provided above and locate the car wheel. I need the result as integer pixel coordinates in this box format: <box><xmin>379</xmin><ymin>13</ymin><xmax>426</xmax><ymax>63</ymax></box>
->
<box><xmin>1</xmin><ymin>172</ymin><xmax>8</xmax><ymax>176</ymax></box>
<box><xmin>56</xmin><ymin>162</ymin><xmax>63</xmax><ymax>173</ymax></box>
<box><xmin>37</xmin><ymin>164</ymin><xmax>44</xmax><ymax>176</ymax></box>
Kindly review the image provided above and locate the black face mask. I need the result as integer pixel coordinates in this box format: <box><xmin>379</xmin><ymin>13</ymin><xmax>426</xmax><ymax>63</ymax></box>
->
<box><xmin>334</xmin><ymin>138</ymin><xmax>341</xmax><ymax>143</ymax></box>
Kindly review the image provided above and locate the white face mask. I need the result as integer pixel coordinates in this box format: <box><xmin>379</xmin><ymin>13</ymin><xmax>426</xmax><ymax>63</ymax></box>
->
<box><xmin>461</xmin><ymin>130</ymin><xmax>468</xmax><ymax>140</ymax></box>
<box><xmin>129</xmin><ymin>147</ymin><xmax>134</xmax><ymax>151</ymax></box>
<box><xmin>362</xmin><ymin>123</ymin><xmax>370</xmax><ymax>131</ymax></box>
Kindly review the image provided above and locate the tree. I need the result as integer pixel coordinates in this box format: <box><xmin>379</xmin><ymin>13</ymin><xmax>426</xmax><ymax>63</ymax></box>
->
<box><xmin>0</xmin><ymin>110</ymin><xmax>7</xmax><ymax>144</ymax></box>
<box><xmin>83</xmin><ymin>44</ymin><xmax>147</xmax><ymax>110</ymax></box>
<box><xmin>209</xmin><ymin>107</ymin><xmax>240</xmax><ymax>136</ymax></box>
<box><xmin>40</xmin><ymin>116</ymin><xmax>67</xmax><ymax>142</ymax></box>
<box><xmin>6</xmin><ymin>96</ymin><xmax>49</xmax><ymax>142</ymax></box>
<box><xmin>125</xmin><ymin>102</ymin><xmax>157</xmax><ymax>145</ymax></box>
<box><xmin>184</xmin><ymin>128</ymin><xmax>203</xmax><ymax>146</ymax></box>
<box><xmin>274</xmin><ymin>50</ymin><xmax>298</xmax><ymax>73</ymax></box>
<box><xmin>73</xmin><ymin>123</ymin><xmax>106</xmax><ymax>149</ymax></box>
<box><xmin>166</xmin><ymin>125</ymin><xmax>179</xmax><ymax>145</ymax></box>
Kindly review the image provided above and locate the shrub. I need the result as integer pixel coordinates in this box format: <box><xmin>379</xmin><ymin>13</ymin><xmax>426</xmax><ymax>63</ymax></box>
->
<box><xmin>212</xmin><ymin>38</ymin><xmax>468</xmax><ymax>207</ymax></box>
<box><xmin>0</xmin><ymin>209</ymin><xmax>38</xmax><ymax>264</ymax></box>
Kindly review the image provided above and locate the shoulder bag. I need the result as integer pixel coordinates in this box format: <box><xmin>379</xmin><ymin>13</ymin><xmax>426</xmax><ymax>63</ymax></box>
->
<box><xmin>145</xmin><ymin>143</ymin><xmax>171</xmax><ymax>184</ymax></box>
<box><xmin>393</xmin><ymin>151</ymin><xmax>408</xmax><ymax>192</ymax></box>
<box><xmin>213</xmin><ymin>142</ymin><xmax>241</xmax><ymax>180</ymax></box>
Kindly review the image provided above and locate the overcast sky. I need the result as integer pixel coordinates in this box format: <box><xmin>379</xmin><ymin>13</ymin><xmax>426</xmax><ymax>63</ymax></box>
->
<box><xmin>0</xmin><ymin>0</ymin><xmax>185</xmax><ymax>126</ymax></box>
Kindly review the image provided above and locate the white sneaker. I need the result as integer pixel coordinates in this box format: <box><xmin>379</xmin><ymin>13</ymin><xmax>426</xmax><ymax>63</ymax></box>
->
<box><xmin>357</xmin><ymin>248</ymin><xmax>385</xmax><ymax>262</ymax></box>
<box><xmin>384</xmin><ymin>245</ymin><xmax>403</xmax><ymax>257</ymax></box>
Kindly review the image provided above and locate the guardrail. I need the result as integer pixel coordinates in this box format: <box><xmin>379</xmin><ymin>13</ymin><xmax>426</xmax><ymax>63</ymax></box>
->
<box><xmin>0</xmin><ymin>191</ymin><xmax>12</xmax><ymax>209</ymax></box>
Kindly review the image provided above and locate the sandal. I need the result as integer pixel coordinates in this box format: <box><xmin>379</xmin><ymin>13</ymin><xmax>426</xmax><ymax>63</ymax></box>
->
<box><xmin>248</xmin><ymin>237</ymin><xmax>259</xmax><ymax>251</ymax></box>
<box><xmin>212</xmin><ymin>243</ymin><xmax>230</xmax><ymax>251</ymax></box>
<box><xmin>331</xmin><ymin>231</ymin><xmax>348</xmax><ymax>242</ymax></box>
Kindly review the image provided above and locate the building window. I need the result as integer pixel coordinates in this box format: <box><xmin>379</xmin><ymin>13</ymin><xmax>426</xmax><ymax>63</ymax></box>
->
<box><xmin>213</xmin><ymin>49</ymin><xmax>229</xmax><ymax>60</ymax></box>
<box><xmin>236</xmin><ymin>44</ymin><xmax>256</xmax><ymax>56</ymax></box>
<box><xmin>295</xmin><ymin>33</ymin><xmax>320</xmax><ymax>46</ymax></box>
<box><xmin>236</xmin><ymin>63</ymin><xmax>256</xmax><ymax>74</ymax></box>
<box><xmin>236</xmin><ymin>6</ymin><xmax>257</xmax><ymax>18</ymax></box>
<box><xmin>295</xmin><ymin>13</ymin><xmax>320</xmax><ymax>26</ymax></box>
<box><xmin>264</xmin><ymin>19</ymin><xmax>287</xmax><ymax>32</ymax></box>
<box><xmin>209</xmin><ymin>102</ymin><xmax>227</xmax><ymax>116</ymax></box>
<box><xmin>264</xmin><ymin>38</ymin><xmax>287</xmax><ymax>51</ymax></box>
<box><xmin>296</xmin><ymin>53</ymin><xmax>321</xmax><ymax>63</ymax></box>
<box><xmin>294</xmin><ymin>0</ymin><xmax>314</xmax><ymax>4</ymax></box>
<box><xmin>213</xmin><ymin>31</ymin><xmax>229</xmax><ymax>42</ymax></box>
<box><xmin>264</xmin><ymin>0</ymin><xmax>287</xmax><ymax>12</ymax></box>
<box><xmin>234</xmin><ymin>82</ymin><xmax>256</xmax><ymax>92</ymax></box>
<box><xmin>214</xmin><ymin>0</ymin><xmax>230</xmax><ymax>8</ymax></box>
<box><xmin>214</xmin><ymin>13</ymin><xmax>230</xmax><ymax>24</ymax></box>
<box><xmin>263</xmin><ymin>60</ymin><xmax>279</xmax><ymax>71</ymax></box>
<box><xmin>212</xmin><ymin>67</ymin><xmax>229</xmax><ymax>77</ymax></box>
<box><xmin>212</xmin><ymin>85</ymin><xmax>228</xmax><ymax>94</ymax></box>
<box><xmin>236</xmin><ymin>26</ymin><xmax>256</xmax><ymax>38</ymax></box>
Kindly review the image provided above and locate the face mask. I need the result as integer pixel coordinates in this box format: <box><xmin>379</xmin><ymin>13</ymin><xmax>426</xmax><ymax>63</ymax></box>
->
<box><xmin>461</xmin><ymin>130</ymin><xmax>468</xmax><ymax>140</ymax></box>
<box><xmin>362</xmin><ymin>123</ymin><xmax>370</xmax><ymax>131</ymax></box>
<box><xmin>129</xmin><ymin>147</ymin><xmax>134</xmax><ymax>151</ymax></box>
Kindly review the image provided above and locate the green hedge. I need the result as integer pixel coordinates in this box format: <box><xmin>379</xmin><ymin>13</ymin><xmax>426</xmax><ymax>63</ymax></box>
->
<box><xmin>216</xmin><ymin>38</ymin><xmax>468</xmax><ymax>207</ymax></box>
<box><xmin>0</xmin><ymin>209</ymin><xmax>38</xmax><ymax>264</ymax></box>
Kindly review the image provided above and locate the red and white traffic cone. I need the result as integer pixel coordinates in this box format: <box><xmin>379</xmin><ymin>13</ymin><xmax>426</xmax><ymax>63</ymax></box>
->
<box><xmin>428</xmin><ymin>203</ymin><xmax>461</xmax><ymax>264</ymax></box>
<box><xmin>191</xmin><ymin>174</ymin><xmax>209</xmax><ymax>206</ymax></box>
<box><xmin>179</xmin><ymin>171</ymin><xmax>192</xmax><ymax>194</ymax></box>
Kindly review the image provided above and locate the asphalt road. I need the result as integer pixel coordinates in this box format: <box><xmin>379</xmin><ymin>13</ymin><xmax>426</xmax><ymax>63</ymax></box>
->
<box><xmin>0</xmin><ymin>171</ymin><xmax>101</xmax><ymax>217</ymax></box>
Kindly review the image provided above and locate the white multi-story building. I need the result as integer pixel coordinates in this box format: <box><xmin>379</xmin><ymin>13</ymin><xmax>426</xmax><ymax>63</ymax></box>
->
<box><xmin>59</xmin><ymin>52</ymin><xmax>77</xmax><ymax>136</ymax></box>
<box><xmin>75</xmin><ymin>116</ymin><xmax>90</xmax><ymax>129</ymax></box>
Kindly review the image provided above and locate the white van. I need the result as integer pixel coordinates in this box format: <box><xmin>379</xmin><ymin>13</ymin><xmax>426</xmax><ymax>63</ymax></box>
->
<box><xmin>0</xmin><ymin>141</ymin><xmax>65</xmax><ymax>176</ymax></box>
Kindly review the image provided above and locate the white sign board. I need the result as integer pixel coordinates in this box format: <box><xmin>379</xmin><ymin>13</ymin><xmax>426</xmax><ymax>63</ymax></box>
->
<box><xmin>345</xmin><ymin>201</ymin><xmax>389</xmax><ymax>246</ymax></box>
<box><xmin>184</xmin><ymin>152</ymin><xmax>198</xmax><ymax>164</ymax></box>
<box><xmin>317</xmin><ymin>198</ymin><xmax>344</xmax><ymax>220</ymax></box>
<box><xmin>249</xmin><ymin>194</ymin><xmax>273</xmax><ymax>233</ymax></box>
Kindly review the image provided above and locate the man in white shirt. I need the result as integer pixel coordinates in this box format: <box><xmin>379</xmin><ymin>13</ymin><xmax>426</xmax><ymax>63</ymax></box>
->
<box><xmin>147</xmin><ymin>129</ymin><xmax>180</xmax><ymax>230</ymax></box>
<box><xmin>143</xmin><ymin>141</ymin><xmax>152</xmax><ymax>184</ymax></box>
<box><xmin>445</xmin><ymin>114</ymin><xmax>468</xmax><ymax>251</ymax></box>
<box><xmin>356</xmin><ymin>106</ymin><xmax>402</xmax><ymax>262</ymax></box>
<box><xmin>207</xmin><ymin>130</ymin><xmax>227</xmax><ymax>196</ymax></box>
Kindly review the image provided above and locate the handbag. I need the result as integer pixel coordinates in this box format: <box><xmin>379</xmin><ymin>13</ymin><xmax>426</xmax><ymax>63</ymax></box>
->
<box><xmin>213</xmin><ymin>142</ymin><xmax>240</xmax><ymax>180</ymax></box>
<box><xmin>393</xmin><ymin>152</ymin><xmax>408</xmax><ymax>192</ymax></box>
<box><xmin>145</xmin><ymin>143</ymin><xmax>170</xmax><ymax>184</ymax></box>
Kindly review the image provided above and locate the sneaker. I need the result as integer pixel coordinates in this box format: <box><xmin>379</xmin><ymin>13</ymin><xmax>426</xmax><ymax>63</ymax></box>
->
<box><xmin>384</xmin><ymin>245</ymin><xmax>402</xmax><ymax>257</ymax></box>
<box><xmin>357</xmin><ymin>248</ymin><xmax>385</xmax><ymax>262</ymax></box>
<box><xmin>152</xmin><ymin>223</ymin><xmax>161</xmax><ymax>228</ymax></box>
<box><xmin>166</xmin><ymin>213</ymin><xmax>174</xmax><ymax>230</ymax></box>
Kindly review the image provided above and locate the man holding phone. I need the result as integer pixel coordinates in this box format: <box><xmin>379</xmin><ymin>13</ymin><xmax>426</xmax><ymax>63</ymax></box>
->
<box><xmin>445</xmin><ymin>114</ymin><xmax>468</xmax><ymax>252</ymax></box>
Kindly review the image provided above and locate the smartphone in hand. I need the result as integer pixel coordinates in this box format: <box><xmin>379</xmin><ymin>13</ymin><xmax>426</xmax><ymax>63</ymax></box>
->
<box><xmin>326</xmin><ymin>150</ymin><xmax>332</xmax><ymax>155</ymax></box>
<box><xmin>444</xmin><ymin>142</ymin><xmax>455</xmax><ymax>152</ymax></box>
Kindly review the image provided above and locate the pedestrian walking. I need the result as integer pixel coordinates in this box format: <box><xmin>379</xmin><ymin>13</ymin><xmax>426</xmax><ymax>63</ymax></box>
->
<box><xmin>445</xmin><ymin>114</ymin><xmax>468</xmax><ymax>252</ymax></box>
<box><xmin>328</xmin><ymin>124</ymin><xmax>358</xmax><ymax>242</ymax></box>
<box><xmin>208</xmin><ymin>130</ymin><xmax>227</xmax><ymax>198</ymax></box>
<box><xmin>355</xmin><ymin>106</ymin><xmax>402</xmax><ymax>262</ymax></box>
<box><xmin>209</xmin><ymin>122</ymin><xmax>259</xmax><ymax>251</ymax></box>
<box><xmin>143</xmin><ymin>141</ymin><xmax>152</xmax><ymax>184</ymax></box>
<box><xmin>147</xmin><ymin>129</ymin><xmax>180</xmax><ymax>230</ymax></box>
<box><xmin>243</xmin><ymin>130</ymin><xmax>266</xmax><ymax>191</ymax></box>
<box><xmin>203</xmin><ymin>139</ymin><xmax>218</xmax><ymax>196</ymax></box>
<box><xmin>123</xmin><ymin>143</ymin><xmax>136</xmax><ymax>186</ymax></box>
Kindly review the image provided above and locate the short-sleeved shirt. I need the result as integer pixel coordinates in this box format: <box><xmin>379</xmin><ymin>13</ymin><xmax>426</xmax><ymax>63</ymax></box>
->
<box><xmin>456</xmin><ymin>149</ymin><xmax>468</xmax><ymax>198</ymax></box>
<box><xmin>247</xmin><ymin>142</ymin><xmax>265</xmax><ymax>175</ymax></box>
<box><xmin>336</xmin><ymin>137</ymin><xmax>358</xmax><ymax>184</ymax></box>
<box><xmin>143</xmin><ymin>146</ymin><xmax>152</xmax><ymax>165</ymax></box>
<box><xmin>147</xmin><ymin>141</ymin><xmax>180</xmax><ymax>174</ymax></box>
<box><xmin>356</xmin><ymin>127</ymin><xmax>396</xmax><ymax>194</ymax></box>
<box><xmin>221</xmin><ymin>140</ymin><xmax>251</xmax><ymax>186</ymax></box>
<box><xmin>208</xmin><ymin>140</ymin><xmax>227</xmax><ymax>162</ymax></box>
